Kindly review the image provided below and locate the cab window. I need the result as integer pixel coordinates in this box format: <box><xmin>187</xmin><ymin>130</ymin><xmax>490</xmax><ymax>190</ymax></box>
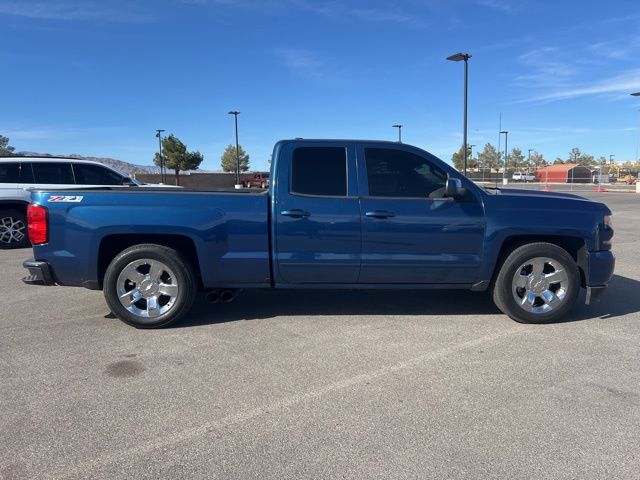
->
<box><xmin>73</xmin><ymin>164</ymin><xmax>125</xmax><ymax>185</ymax></box>
<box><xmin>365</xmin><ymin>148</ymin><xmax>447</xmax><ymax>198</ymax></box>
<box><xmin>32</xmin><ymin>163</ymin><xmax>75</xmax><ymax>184</ymax></box>
<box><xmin>291</xmin><ymin>147</ymin><xmax>347</xmax><ymax>196</ymax></box>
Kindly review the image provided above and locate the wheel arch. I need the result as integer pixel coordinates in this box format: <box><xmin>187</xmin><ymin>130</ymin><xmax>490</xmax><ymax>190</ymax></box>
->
<box><xmin>492</xmin><ymin>235</ymin><xmax>587</xmax><ymax>287</ymax></box>
<box><xmin>97</xmin><ymin>234</ymin><xmax>203</xmax><ymax>289</ymax></box>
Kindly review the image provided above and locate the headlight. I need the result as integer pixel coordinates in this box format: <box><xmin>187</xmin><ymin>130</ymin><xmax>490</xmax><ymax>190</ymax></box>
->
<box><xmin>600</xmin><ymin>213</ymin><xmax>613</xmax><ymax>250</ymax></box>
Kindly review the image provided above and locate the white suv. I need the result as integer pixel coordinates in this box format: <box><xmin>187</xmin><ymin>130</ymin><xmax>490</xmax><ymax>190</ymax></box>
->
<box><xmin>512</xmin><ymin>171</ymin><xmax>536</xmax><ymax>182</ymax></box>
<box><xmin>0</xmin><ymin>157</ymin><xmax>138</xmax><ymax>248</ymax></box>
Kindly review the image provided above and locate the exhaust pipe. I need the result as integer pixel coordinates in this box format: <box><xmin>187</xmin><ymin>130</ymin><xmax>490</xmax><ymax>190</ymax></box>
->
<box><xmin>220</xmin><ymin>289</ymin><xmax>236</xmax><ymax>303</ymax></box>
<box><xmin>206</xmin><ymin>290</ymin><xmax>220</xmax><ymax>303</ymax></box>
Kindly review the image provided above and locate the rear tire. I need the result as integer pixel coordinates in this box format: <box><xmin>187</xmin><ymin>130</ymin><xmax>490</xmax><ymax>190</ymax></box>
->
<box><xmin>0</xmin><ymin>208</ymin><xmax>30</xmax><ymax>249</ymax></box>
<box><xmin>492</xmin><ymin>242</ymin><xmax>580</xmax><ymax>324</ymax></box>
<box><xmin>103</xmin><ymin>244</ymin><xmax>197</xmax><ymax>328</ymax></box>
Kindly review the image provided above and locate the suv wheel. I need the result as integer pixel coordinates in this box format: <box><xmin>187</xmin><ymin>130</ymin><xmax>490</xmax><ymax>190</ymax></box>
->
<box><xmin>103</xmin><ymin>244</ymin><xmax>197</xmax><ymax>328</ymax></box>
<box><xmin>492</xmin><ymin>242</ymin><xmax>580</xmax><ymax>324</ymax></box>
<box><xmin>0</xmin><ymin>208</ymin><xmax>30</xmax><ymax>249</ymax></box>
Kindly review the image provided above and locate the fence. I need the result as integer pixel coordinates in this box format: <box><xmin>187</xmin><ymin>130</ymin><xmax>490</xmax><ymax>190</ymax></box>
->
<box><xmin>467</xmin><ymin>167</ymin><xmax>638</xmax><ymax>193</ymax></box>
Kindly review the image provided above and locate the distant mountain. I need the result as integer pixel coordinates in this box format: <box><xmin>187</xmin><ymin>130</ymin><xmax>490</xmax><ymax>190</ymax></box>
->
<box><xmin>13</xmin><ymin>152</ymin><xmax>161</xmax><ymax>175</ymax></box>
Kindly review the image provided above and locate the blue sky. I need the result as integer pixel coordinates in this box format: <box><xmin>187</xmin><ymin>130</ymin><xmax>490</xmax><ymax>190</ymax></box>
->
<box><xmin>2</xmin><ymin>0</ymin><xmax>640</xmax><ymax>171</ymax></box>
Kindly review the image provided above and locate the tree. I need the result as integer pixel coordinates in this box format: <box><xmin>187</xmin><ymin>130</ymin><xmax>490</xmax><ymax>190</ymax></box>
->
<box><xmin>451</xmin><ymin>147</ymin><xmax>464</xmax><ymax>171</ymax></box>
<box><xmin>221</xmin><ymin>144</ymin><xmax>250</xmax><ymax>173</ymax></box>
<box><xmin>153</xmin><ymin>134</ymin><xmax>204</xmax><ymax>185</ymax></box>
<box><xmin>508</xmin><ymin>147</ymin><xmax>526</xmax><ymax>170</ymax></box>
<box><xmin>567</xmin><ymin>147</ymin><xmax>594</xmax><ymax>166</ymax></box>
<box><xmin>530</xmin><ymin>151</ymin><xmax>546</xmax><ymax>169</ymax></box>
<box><xmin>553</xmin><ymin>157</ymin><xmax>565</xmax><ymax>165</ymax></box>
<box><xmin>0</xmin><ymin>135</ymin><xmax>15</xmax><ymax>156</ymax></box>
<box><xmin>451</xmin><ymin>146</ymin><xmax>478</xmax><ymax>171</ymax></box>
<box><xmin>477</xmin><ymin>143</ymin><xmax>502</xmax><ymax>172</ymax></box>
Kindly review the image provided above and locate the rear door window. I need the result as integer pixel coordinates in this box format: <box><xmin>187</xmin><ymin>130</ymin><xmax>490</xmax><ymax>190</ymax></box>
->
<box><xmin>19</xmin><ymin>163</ymin><xmax>35</xmax><ymax>183</ymax></box>
<box><xmin>32</xmin><ymin>163</ymin><xmax>75</xmax><ymax>184</ymax></box>
<box><xmin>0</xmin><ymin>162</ymin><xmax>20</xmax><ymax>183</ymax></box>
<box><xmin>291</xmin><ymin>147</ymin><xmax>347</xmax><ymax>196</ymax></box>
<box><xmin>73</xmin><ymin>163</ymin><xmax>124</xmax><ymax>185</ymax></box>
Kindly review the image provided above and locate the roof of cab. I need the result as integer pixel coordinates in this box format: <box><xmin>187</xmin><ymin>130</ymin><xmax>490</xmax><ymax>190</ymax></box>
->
<box><xmin>0</xmin><ymin>156</ymin><xmax>110</xmax><ymax>165</ymax></box>
<box><xmin>278</xmin><ymin>139</ymin><xmax>404</xmax><ymax>145</ymax></box>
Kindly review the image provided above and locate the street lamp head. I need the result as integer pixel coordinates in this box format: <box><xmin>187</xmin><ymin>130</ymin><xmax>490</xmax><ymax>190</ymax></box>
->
<box><xmin>631</xmin><ymin>92</ymin><xmax>640</xmax><ymax>96</ymax></box>
<box><xmin>228</xmin><ymin>111</ymin><xmax>240</xmax><ymax>115</ymax></box>
<box><xmin>500</xmin><ymin>130</ymin><xmax>508</xmax><ymax>134</ymax></box>
<box><xmin>446</xmin><ymin>52</ymin><xmax>471</xmax><ymax>62</ymax></box>
<box><xmin>392</xmin><ymin>124</ymin><xmax>402</xmax><ymax>128</ymax></box>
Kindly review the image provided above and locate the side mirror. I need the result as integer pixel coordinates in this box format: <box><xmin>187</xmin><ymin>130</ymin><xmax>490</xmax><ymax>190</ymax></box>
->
<box><xmin>444</xmin><ymin>178</ymin><xmax>465</xmax><ymax>198</ymax></box>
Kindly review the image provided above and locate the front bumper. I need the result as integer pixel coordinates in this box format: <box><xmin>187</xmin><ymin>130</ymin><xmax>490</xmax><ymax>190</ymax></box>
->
<box><xmin>22</xmin><ymin>258</ymin><xmax>55</xmax><ymax>286</ymax></box>
<box><xmin>583</xmin><ymin>250</ymin><xmax>615</xmax><ymax>305</ymax></box>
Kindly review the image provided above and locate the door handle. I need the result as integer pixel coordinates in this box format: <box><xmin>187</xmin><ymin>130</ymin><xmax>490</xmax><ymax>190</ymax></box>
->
<box><xmin>281</xmin><ymin>209</ymin><xmax>311</xmax><ymax>218</ymax></box>
<box><xmin>365</xmin><ymin>210</ymin><xmax>395</xmax><ymax>219</ymax></box>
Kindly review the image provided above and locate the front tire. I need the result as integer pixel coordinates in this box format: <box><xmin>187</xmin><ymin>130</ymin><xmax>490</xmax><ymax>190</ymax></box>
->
<box><xmin>492</xmin><ymin>242</ymin><xmax>580</xmax><ymax>324</ymax></box>
<box><xmin>0</xmin><ymin>208</ymin><xmax>30</xmax><ymax>249</ymax></box>
<box><xmin>103</xmin><ymin>244</ymin><xmax>197</xmax><ymax>328</ymax></box>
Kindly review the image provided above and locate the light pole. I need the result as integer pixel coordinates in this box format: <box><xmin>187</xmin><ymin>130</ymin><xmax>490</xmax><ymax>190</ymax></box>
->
<box><xmin>155</xmin><ymin>129</ymin><xmax>165</xmax><ymax>183</ymax></box>
<box><xmin>228</xmin><ymin>111</ymin><xmax>241</xmax><ymax>187</ymax></box>
<box><xmin>392</xmin><ymin>124</ymin><xmax>403</xmax><ymax>143</ymax></box>
<box><xmin>633</xmin><ymin>93</ymin><xmax>640</xmax><ymax>162</ymax></box>
<box><xmin>468</xmin><ymin>144</ymin><xmax>476</xmax><ymax>175</ymax></box>
<box><xmin>500</xmin><ymin>130</ymin><xmax>508</xmax><ymax>184</ymax></box>
<box><xmin>446</xmin><ymin>52</ymin><xmax>471</xmax><ymax>176</ymax></box>
<box><xmin>528</xmin><ymin>148</ymin><xmax>533</xmax><ymax>171</ymax></box>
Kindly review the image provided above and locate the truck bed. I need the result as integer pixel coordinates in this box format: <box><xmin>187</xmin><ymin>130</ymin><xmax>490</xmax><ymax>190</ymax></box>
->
<box><xmin>30</xmin><ymin>188</ymin><xmax>271</xmax><ymax>289</ymax></box>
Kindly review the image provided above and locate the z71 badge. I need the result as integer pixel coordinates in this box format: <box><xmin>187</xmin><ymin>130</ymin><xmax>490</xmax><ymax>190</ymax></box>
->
<box><xmin>48</xmin><ymin>195</ymin><xmax>84</xmax><ymax>203</ymax></box>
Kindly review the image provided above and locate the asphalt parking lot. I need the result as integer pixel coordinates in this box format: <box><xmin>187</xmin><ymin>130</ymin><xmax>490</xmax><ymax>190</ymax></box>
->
<box><xmin>1</xmin><ymin>191</ymin><xmax>639</xmax><ymax>480</ymax></box>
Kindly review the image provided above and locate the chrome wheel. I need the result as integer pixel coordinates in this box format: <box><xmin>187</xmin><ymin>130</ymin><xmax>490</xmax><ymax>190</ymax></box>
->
<box><xmin>0</xmin><ymin>216</ymin><xmax>26</xmax><ymax>245</ymax></box>
<box><xmin>512</xmin><ymin>257</ymin><xmax>569</xmax><ymax>314</ymax></box>
<box><xmin>116</xmin><ymin>259</ymin><xmax>179</xmax><ymax>318</ymax></box>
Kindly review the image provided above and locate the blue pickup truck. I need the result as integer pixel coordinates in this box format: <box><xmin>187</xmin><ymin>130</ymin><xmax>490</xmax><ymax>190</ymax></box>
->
<box><xmin>22</xmin><ymin>139</ymin><xmax>614</xmax><ymax>328</ymax></box>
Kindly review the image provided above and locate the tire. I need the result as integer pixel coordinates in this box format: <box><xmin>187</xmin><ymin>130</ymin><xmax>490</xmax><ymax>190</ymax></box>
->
<box><xmin>0</xmin><ymin>208</ymin><xmax>30</xmax><ymax>249</ymax></box>
<box><xmin>103</xmin><ymin>244</ymin><xmax>197</xmax><ymax>328</ymax></box>
<box><xmin>492</xmin><ymin>242</ymin><xmax>580</xmax><ymax>324</ymax></box>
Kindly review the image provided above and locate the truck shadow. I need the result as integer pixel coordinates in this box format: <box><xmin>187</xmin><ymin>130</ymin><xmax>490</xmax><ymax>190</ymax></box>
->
<box><xmin>173</xmin><ymin>274</ymin><xmax>640</xmax><ymax>328</ymax></box>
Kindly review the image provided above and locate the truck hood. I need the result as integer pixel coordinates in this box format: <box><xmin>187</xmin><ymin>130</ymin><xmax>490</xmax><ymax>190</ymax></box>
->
<box><xmin>484</xmin><ymin>187</ymin><xmax>611</xmax><ymax>215</ymax></box>
<box><xmin>496</xmin><ymin>188</ymin><xmax>586</xmax><ymax>200</ymax></box>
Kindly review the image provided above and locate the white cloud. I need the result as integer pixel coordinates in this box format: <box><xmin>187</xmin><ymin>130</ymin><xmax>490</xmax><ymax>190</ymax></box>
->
<box><xmin>515</xmin><ymin>47</ymin><xmax>576</xmax><ymax>89</ymax></box>
<box><xmin>0</xmin><ymin>1</ymin><xmax>151</xmax><ymax>22</ymax></box>
<box><xmin>183</xmin><ymin>0</ymin><xmax>423</xmax><ymax>26</ymax></box>
<box><xmin>476</xmin><ymin>0</ymin><xmax>517</xmax><ymax>14</ymax></box>
<box><xmin>586</xmin><ymin>36</ymin><xmax>640</xmax><ymax>61</ymax></box>
<box><xmin>520</xmin><ymin>69</ymin><xmax>640</xmax><ymax>103</ymax></box>
<box><xmin>273</xmin><ymin>48</ymin><xmax>330</xmax><ymax>82</ymax></box>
